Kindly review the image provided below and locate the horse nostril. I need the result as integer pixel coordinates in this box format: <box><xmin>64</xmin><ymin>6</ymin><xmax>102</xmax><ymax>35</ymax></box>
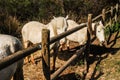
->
<box><xmin>102</xmin><ymin>41</ymin><xmax>104</xmax><ymax>43</ymax></box>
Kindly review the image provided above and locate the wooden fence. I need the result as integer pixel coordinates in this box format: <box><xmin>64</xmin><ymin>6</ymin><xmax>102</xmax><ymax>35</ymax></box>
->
<box><xmin>0</xmin><ymin>4</ymin><xmax>119</xmax><ymax>80</ymax></box>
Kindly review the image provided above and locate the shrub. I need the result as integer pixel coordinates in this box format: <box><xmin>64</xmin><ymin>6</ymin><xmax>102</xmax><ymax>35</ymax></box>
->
<box><xmin>104</xmin><ymin>22</ymin><xmax>120</xmax><ymax>36</ymax></box>
<box><xmin>0</xmin><ymin>13</ymin><xmax>21</xmax><ymax>38</ymax></box>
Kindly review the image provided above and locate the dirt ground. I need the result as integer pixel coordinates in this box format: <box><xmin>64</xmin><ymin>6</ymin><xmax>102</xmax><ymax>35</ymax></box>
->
<box><xmin>23</xmin><ymin>31</ymin><xmax>120</xmax><ymax>80</ymax></box>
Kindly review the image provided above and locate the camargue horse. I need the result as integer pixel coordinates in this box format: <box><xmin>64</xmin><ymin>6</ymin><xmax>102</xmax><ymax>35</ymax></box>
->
<box><xmin>66</xmin><ymin>20</ymin><xmax>105</xmax><ymax>48</ymax></box>
<box><xmin>0</xmin><ymin>34</ymin><xmax>24</xmax><ymax>80</ymax></box>
<box><xmin>22</xmin><ymin>16</ymin><xmax>68</xmax><ymax>70</ymax></box>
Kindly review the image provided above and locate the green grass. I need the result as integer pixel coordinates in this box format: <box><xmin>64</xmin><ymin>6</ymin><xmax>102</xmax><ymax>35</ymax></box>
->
<box><xmin>76</xmin><ymin>60</ymin><xmax>84</xmax><ymax>66</ymax></box>
<box><xmin>104</xmin><ymin>22</ymin><xmax>120</xmax><ymax>36</ymax></box>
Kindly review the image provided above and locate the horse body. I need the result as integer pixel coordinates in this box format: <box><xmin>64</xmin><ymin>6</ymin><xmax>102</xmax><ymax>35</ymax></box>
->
<box><xmin>22</xmin><ymin>16</ymin><xmax>68</xmax><ymax>48</ymax></box>
<box><xmin>66</xmin><ymin>20</ymin><xmax>105</xmax><ymax>47</ymax></box>
<box><xmin>22</xmin><ymin>16</ymin><xmax>68</xmax><ymax>70</ymax></box>
<box><xmin>0</xmin><ymin>34</ymin><xmax>23</xmax><ymax>80</ymax></box>
<box><xmin>22</xmin><ymin>21</ymin><xmax>45</xmax><ymax>44</ymax></box>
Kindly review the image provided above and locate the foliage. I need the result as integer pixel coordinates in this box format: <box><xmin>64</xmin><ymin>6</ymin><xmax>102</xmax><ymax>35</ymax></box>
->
<box><xmin>105</xmin><ymin>22</ymin><xmax>120</xmax><ymax>36</ymax></box>
<box><xmin>0</xmin><ymin>0</ymin><xmax>118</xmax><ymax>22</ymax></box>
<box><xmin>0</xmin><ymin>0</ymin><xmax>119</xmax><ymax>37</ymax></box>
<box><xmin>0</xmin><ymin>13</ymin><xmax>21</xmax><ymax>38</ymax></box>
<box><xmin>0</xmin><ymin>0</ymin><xmax>62</xmax><ymax>22</ymax></box>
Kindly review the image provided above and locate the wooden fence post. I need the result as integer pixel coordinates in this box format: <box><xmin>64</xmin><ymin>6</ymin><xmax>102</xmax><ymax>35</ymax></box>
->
<box><xmin>86</xmin><ymin>14</ymin><xmax>92</xmax><ymax>54</ymax></box>
<box><xmin>87</xmin><ymin>14</ymin><xmax>92</xmax><ymax>43</ymax></box>
<box><xmin>83</xmin><ymin>14</ymin><xmax>92</xmax><ymax>74</ymax></box>
<box><xmin>51</xmin><ymin>45</ymin><xmax>86</xmax><ymax>80</ymax></box>
<box><xmin>85</xmin><ymin>14</ymin><xmax>92</xmax><ymax>62</ymax></box>
<box><xmin>110</xmin><ymin>6</ymin><xmax>114</xmax><ymax>26</ymax></box>
<box><xmin>42</xmin><ymin>29</ymin><xmax>50</xmax><ymax>80</ymax></box>
<box><xmin>102</xmin><ymin>9</ymin><xmax>106</xmax><ymax>25</ymax></box>
<box><xmin>115</xmin><ymin>4</ymin><xmax>118</xmax><ymax>22</ymax></box>
<box><xmin>111</xmin><ymin>6</ymin><xmax>114</xmax><ymax>17</ymax></box>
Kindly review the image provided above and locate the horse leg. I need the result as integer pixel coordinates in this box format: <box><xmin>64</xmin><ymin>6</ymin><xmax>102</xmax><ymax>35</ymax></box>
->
<box><xmin>23</xmin><ymin>41</ymin><xmax>29</xmax><ymax>63</ymax></box>
<box><xmin>66</xmin><ymin>40</ymin><xmax>70</xmax><ymax>49</ymax></box>
<box><xmin>52</xmin><ymin>43</ymin><xmax>59</xmax><ymax>72</ymax></box>
<box><xmin>59</xmin><ymin>44</ymin><xmax>63</xmax><ymax>51</ymax></box>
<box><xmin>30</xmin><ymin>54</ymin><xmax>35</xmax><ymax>64</ymax></box>
<box><xmin>28</xmin><ymin>41</ymin><xmax>35</xmax><ymax>64</ymax></box>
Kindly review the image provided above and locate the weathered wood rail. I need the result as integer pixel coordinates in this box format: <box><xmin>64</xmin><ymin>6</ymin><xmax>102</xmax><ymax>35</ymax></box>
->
<box><xmin>0</xmin><ymin>4</ymin><xmax>119</xmax><ymax>80</ymax></box>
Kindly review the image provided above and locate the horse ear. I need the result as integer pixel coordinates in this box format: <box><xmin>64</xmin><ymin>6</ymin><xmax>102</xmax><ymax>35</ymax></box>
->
<box><xmin>100</xmin><ymin>20</ymin><xmax>105</xmax><ymax>27</ymax></box>
<box><xmin>53</xmin><ymin>16</ymin><xmax>56</xmax><ymax>19</ymax></box>
<box><xmin>99</xmin><ymin>21</ymin><xmax>102</xmax><ymax>24</ymax></box>
<box><xmin>65</xmin><ymin>15</ymin><xmax>69</xmax><ymax>19</ymax></box>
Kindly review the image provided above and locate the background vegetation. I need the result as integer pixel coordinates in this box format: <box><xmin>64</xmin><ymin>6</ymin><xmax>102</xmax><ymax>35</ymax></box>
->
<box><xmin>0</xmin><ymin>0</ymin><xmax>119</xmax><ymax>37</ymax></box>
<box><xmin>0</xmin><ymin>1</ymin><xmax>120</xmax><ymax>79</ymax></box>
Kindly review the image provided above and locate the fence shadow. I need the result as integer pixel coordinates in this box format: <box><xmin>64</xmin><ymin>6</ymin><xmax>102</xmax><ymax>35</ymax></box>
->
<box><xmin>57</xmin><ymin>44</ymin><xmax>120</xmax><ymax>80</ymax></box>
<box><xmin>57</xmin><ymin>42</ymin><xmax>120</xmax><ymax>63</ymax></box>
<box><xmin>58</xmin><ymin>45</ymin><xmax>82</xmax><ymax>59</ymax></box>
<box><xmin>56</xmin><ymin>73</ymin><xmax>82</xmax><ymax>80</ymax></box>
<box><xmin>83</xmin><ymin>44</ymin><xmax>120</xmax><ymax>80</ymax></box>
<box><xmin>107</xmin><ymin>31</ymin><xmax>120</xmax><ymax>48</ymax></box>
<box><xmin>83</xmin><ymin>53</ymin><xmax>105</xmax><ymax>80</ymax></box>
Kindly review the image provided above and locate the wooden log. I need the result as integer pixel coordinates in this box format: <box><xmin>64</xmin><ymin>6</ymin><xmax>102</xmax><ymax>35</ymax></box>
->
<box><xmin>102</xmin><ymin>9</ymin><xmax>106</xmax><ymax>25</ymax></box>
<box><xmin>87</xmin><ymin>14</ymin><xmax>92</xmax><ymax>47</ymax></box>
<box><xmin>92</xmin><ymin>14</ymin><xmax>101</xmax><ymax>22</ymax></box>
<box><xmin>110</xmin><ymin>6</ymin><xmax>114</xmax><ymax>26</ymax></box>
<box><xmin>50</xmin><ymin>23</ymin><xmax>87</xmax><ymax>44</ymax></box>
<box><xmin>0</xmin><ymin>23</ymin><xmax>87</xmax><ymax>71</ymax></box>
<box><xmin>0</xmin><ymin>4</ymin><xmax>118</xmax><ymax>73</ymax></box>
<box><xmin>41</xmin><ymin>29</ymin><xmax>50</xmax><ymax>80</ymax></box>
<box><xmin>116</xmin><ymin>4</ymin><xmax>119</xmax><ymax>13</ymax></box>
<box><xmin>115</xmin><ymin>4</ymin><xmax>118</xmax><ymax>22</ymax></box>
<box><xmin>86</xmin><ymin>14</ymin><xmax>92</xmax><ymax>62</ymax></box>
<box><xmin>111</xmin><ymin>6</ymin><xmax>114</xmax><ymax>17</ymax></box>
<box><xmin>92</xmin><ymin>9</ymin><xmax>113</xmax><ymax>22</ymax></box>
<box><xmin>0</xmin><ymin>43</ymin><xmax>41</xmax><ymax>70</ymax></box>
<box><xmin>87</xmin><ymin>14</ymin><xmax>92</xmax><ymax>35</ymax></box>
<box><xmin>51</xmin><ymin>45</ymin><xmax>86</xmax><ymax>80</ymax></box>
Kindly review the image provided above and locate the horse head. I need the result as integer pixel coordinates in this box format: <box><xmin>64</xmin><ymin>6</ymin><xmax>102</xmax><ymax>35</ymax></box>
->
<box><xmin>51</xmin><ymin>15</ymin><xmax>69</xmax><ymax>45</ymax></box>
<box><xmin>95</xmin><ymin>21</ymin><xmax>105</xmax><ymax>45</ymax></box>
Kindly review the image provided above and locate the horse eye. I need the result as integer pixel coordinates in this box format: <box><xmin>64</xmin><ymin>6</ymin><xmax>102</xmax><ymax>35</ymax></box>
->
<box><xmin>98</xmin><ymin>30</ymin><xmax>100</xmax><ymax>32</ymax></box>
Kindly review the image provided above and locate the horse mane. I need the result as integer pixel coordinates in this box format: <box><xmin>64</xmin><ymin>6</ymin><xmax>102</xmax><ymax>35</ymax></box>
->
<box><xmin>92</xmin><ymin>21</ymin><xmax>104</xmax><ymax>36</ymax></box>
<box><xmin>49</xmin><ymin>18</ymin><xmax>58</xmax><ymax>36</ymax></box>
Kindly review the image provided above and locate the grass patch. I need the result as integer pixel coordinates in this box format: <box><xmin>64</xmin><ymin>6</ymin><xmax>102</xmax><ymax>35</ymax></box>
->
<box><xmin>115</xmin><ymin>61</ymin><xmax>120</xmax><ymax>65</ymax></box>
<box><xmin>105</xmin><ymin>22</ymin><xmax>120</xmax><ymax>36</ymax></box>
<box><xmin>95</xmin><ymin>65</ymin><xmax>101</xmax><ymax>71</ymax></box>
<box><xmin>76</xmin><ymin>60</ymin><xmax>84</xmax><ymax>65</ymax></box>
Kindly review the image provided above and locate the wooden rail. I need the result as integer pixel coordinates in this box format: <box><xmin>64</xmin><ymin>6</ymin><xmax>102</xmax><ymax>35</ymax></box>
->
<box><xmin>0</xmin><ymin>43</ymin><xmax>41</xmax><ymax>70</ymax></box>
<box><xmin>42</xmin><ymin>29</ymin><xmax>50</xmax><ymax>80</ymax></box>
<box><xmin>0</xmin><ymin>3</ymin><xmax>119</xmax><ymax>80</ymax></box>
<box><xmin>0</xmin><ymin>22</ymin><xmax>87</xmax><ymax>70</ymax></box>
<box><xmin>51</xmin><ymin>45</ymin><xmax>86</xmax><ymax>80</ymax></box>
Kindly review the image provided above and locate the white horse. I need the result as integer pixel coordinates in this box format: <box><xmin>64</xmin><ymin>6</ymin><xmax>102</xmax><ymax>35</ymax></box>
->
<box><xmin>0</xmin><ymin>34</ymin><xmax>24</xmax><ymax>80</ymax></box>
<box><xmin>22</xmin><ymin>16</ymin><xmax>68</xmax><ymax>70</ymax></box>
<box><xmin>66</xmin><ymin>20</ymin><xmax>105</xmax><ymax>48</ymax></box>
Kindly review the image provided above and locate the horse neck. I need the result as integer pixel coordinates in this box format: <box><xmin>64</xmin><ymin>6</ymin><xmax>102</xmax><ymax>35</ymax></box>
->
<box><xmin>46</xmin><ymin>21</ymin><xmax>58</xmax><ymax>37</ymax></box>
<box><xmin>91</xmin><ymin>23</ymin><xmax>97</xmax><ymax>36</ymax></box>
